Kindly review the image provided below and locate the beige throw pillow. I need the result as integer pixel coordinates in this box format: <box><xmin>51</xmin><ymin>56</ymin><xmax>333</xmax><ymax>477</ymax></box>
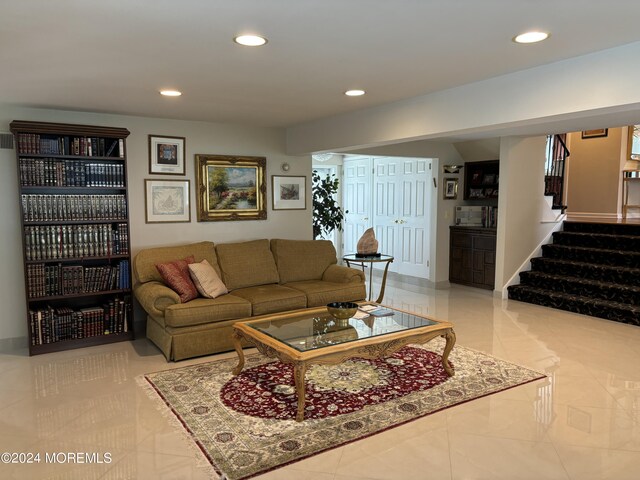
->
<box><xmin>188</xmin><ymin>259</ymin><xmax>228</xmax><ymax>299</ymax></box>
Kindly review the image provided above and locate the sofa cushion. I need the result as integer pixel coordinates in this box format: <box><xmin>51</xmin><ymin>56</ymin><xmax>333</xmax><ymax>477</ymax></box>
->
<box><xmin>284</xmin><ymin>280</ymin><xmax>366</xmax><ymax>307</ymax></box>
<box><xmin>134</xmin><ymin>241</ymin><xmax>220</xmax><ymax>284</ymax></box>
<box><xmin>188</xmin><ymin>259</ymin><xmax>228</xmax><ymax>299</ymax></box>
<box><xmin>216</xmin><ymin>239</ymin><xmax>279</xmax><ymax>290</ymax></box>
<box><xmin>270</xmin><ymin>239</ymin><xmax>337</xmax><ymax>283</ymax></box>
<box><xmin>164</xmin><ymin>295</ymin><xmax>252</xmax><ymax>328</ymax></box>
<box><xmin>156</xmin><ymin>256</ymin><xmax>198</xmax><ymax>303</ymax></box>
<box><xmin>230</xmin><ymin>285</ymin><xmax>307</xmax><ymax>316</ymax></box>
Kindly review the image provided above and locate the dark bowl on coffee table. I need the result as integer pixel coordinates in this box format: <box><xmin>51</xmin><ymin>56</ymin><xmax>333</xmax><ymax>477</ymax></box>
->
<box><xmin>326</xmin><ymin>302</ymin><xmax>358</xmax><ymax>320</ymax></box>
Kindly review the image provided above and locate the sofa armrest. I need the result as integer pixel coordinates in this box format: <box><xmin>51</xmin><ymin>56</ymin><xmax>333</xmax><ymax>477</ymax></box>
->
<box><xmin>134</xmin><ymin>281</ymin><xmax>180</xmax><ymax>318</ymax></box>
<box><xmin>322</xmin><ymin>264</ymin><xmax>365</xmax><ymax>284</ymax></box>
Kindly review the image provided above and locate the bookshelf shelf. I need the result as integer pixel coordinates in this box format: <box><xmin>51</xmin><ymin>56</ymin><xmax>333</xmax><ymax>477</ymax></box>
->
<box><xmin>28</xmin><ymin>289</ymin><xmax>131</xmax><ymax>303</ymax></box>
<box><xmin>11</xmin><ymin>120</ymin><xmax>133</xmax><ymax>355</ymax></box>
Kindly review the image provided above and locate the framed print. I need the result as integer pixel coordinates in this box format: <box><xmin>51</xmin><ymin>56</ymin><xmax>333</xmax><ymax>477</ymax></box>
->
<box><xmin>272</xmin><ymin>176</ymin><xmax>306</xmax><ymax>210</ymax></box>
<box><xmin>581</xmin><ymin>129</ymin><xmax>608</xmax><ymax>139</ymax></box>
<box><xmin>443</xmin><ymin>177</ymin><xmax>458</xmax><ymax>199</ymax></box>
<box><xmin>149</xmin><ymin>135</ymin><xmax>186</xmax><ymax>175</ymax></box>
<box><xmin>145</xmin><ymin>179</ymin><xmax>190</xmax><ymax>223</ymax></box>
<box><xmin>195</xmin><ymin>154</ymin><xmax>267</xmax><ymax>221</ymax></box>
<box><xmin>628</xmin><ymin>125</ymin><xmax>640</xmax><ymax>162</ymax></box>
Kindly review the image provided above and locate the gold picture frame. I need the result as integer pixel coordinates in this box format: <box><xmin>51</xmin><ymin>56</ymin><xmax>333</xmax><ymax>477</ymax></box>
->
<box><xmin>581</xmin><ymin>129</ymin><xmax>608</xmax><ymax>139</ymax></box>
<box><xmin>628</xmin><ymin>125</ymin><xmax>640</xmax><ymax>162</ymax></box>
<box><xmin>195</xmin><ymin>154</ymin><xmax>267</xmax><ymax>221</ymax></box>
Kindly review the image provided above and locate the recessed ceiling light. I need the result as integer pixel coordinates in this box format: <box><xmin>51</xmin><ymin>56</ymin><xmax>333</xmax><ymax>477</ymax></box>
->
<box><xmin>513</xmin><ymin>31</ymin><xmax>549</xmax><ymax>44</ymax></box>
<box><xmin>234</xmin><ymin>35</ymin><xmax>268</xmax><ymax>47</ymax></box>
<box><xmin>160</xmin><ymin>90</ymin><xmax>182</xmax><ymax>97</ymax></box>
<box><xmin>345</xmin><ymin>89</ymin><xmax>365</xmax><ymax>97</ymax></box>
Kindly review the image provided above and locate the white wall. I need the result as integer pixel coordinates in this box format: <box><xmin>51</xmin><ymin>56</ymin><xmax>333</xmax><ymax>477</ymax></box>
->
<box><xmin>495</xmin><ymin>136</ymin><xmax>558</xmax><ymax>291</ymax></box>
<box><xmin>0</xmin><ymin>105</ymin><xmax>310</xmax><ymax>341</ymax></box>
<box><xmin>565</xmin><ymin>127</ymin><xmax>626</xmax><ymax>217</ymax></box>
<box><xmin>286</xmin><ymin>42</ymin><xmax>640</xmax><ymax>154</ymax></box>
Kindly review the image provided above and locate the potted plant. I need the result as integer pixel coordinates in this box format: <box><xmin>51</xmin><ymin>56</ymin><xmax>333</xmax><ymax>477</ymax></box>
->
<box><xmin>312</xmin><ymin>170</ymin><xmax>346</xmax><ymax>239</ymax></box>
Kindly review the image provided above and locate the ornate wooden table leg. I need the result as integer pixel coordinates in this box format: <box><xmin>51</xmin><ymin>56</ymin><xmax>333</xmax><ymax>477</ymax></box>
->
<box><xmin>441</xmin><ymin>329</ymin><xmax>456</xmax><ymax>377</ymax></box>
<box><xmin>293</xmin><ymin>361</ymin><xmax>308</xmax><ymax>422</ymax></box>
<box><xmin>231</xmin><ymin>329</ymin><xmax>245</xmax><ymax>375</ymax></box>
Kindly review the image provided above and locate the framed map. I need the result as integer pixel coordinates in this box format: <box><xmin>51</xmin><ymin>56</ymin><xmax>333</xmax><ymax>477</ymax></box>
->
<box><xmin>145</xmin><ymin>179</ymin><xmax>190</xmax><ymax>223</ymax></box>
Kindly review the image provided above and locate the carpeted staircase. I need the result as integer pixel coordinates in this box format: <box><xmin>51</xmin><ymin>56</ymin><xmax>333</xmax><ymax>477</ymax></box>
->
<box><xmin>508</xmin><ymin>221</ymin><xmax>640</xmax><ymax>326</ymax></box>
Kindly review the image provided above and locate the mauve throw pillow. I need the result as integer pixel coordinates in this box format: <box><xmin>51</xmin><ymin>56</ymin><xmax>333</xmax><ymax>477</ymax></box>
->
<box><xmin>155</xmin><ymin>256</ymin><xmax>198</xmax><ymax>303</ymax></box>
<box><xmin>188</xmin><ymin>259</ymin><xmax>228</xmax><ymax>299</ymax></box>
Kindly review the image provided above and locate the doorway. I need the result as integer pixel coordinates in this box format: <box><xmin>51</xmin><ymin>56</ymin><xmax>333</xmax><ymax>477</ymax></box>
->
<box><xmin>343</xmin><ymin>155</ymin><xmax>433</xmax><ymax>279</ymax></box>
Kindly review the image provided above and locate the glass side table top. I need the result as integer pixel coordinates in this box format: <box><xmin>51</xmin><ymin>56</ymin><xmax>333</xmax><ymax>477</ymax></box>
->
<box><xmin>247</xmin><ymin>307</ymin><xmax>438</xmax><ymax>353</ymax></box>
<box><xmin>342</xmin><ymin>253</ymin><xmax>394</xmax><ymax>262</ymax></box>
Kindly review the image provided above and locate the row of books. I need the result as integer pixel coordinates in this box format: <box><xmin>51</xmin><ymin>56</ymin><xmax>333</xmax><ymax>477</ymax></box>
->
<box><xmin>24</xmin><ymin>223</ymin><xmax>129</xmax><ymax>261</ymax></box>
<box><xmin>19</xmin><ymin>158</ymin><xmax>126</xmax><ymax>188</ymax></box>
<box><xmin>481</xmin><ymin>206</ymin><xmax>498</xmax><ymax>228</ymax></box>
<box><xmin>21</xmin><ymin>194</ymin><xmax>127</xmax><ymax>222</ymax></box>
<box><xmin>26</xmin><ymin>261</ymin><xmax>130</xmax><ymax>298</ymax></box>
<box><xmin>29</xmin><ymin>297</ymin><xmax>130</xmax><ymax>346</ymax></box>
<box><xmin>16</xmin><ymin>134</ymin><xmax>124</xmax><ymax>158</ymax></box>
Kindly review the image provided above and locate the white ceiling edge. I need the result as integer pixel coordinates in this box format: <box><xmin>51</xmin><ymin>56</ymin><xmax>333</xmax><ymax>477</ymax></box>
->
<box><xmin>285</xmin><ymin>41</ymin><xmax>640</xmax><ymax>155</ymax></box>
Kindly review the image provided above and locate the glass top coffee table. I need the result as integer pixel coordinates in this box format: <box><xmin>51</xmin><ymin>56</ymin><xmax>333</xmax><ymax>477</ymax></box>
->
<box><xmin>231</xmin><ymin>304</ymin><xmax>456</xmax><ymax>421</ymax></box>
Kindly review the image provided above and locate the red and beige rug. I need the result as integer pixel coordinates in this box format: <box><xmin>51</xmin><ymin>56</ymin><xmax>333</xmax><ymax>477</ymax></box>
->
<box><xmin>140</xmin><ymin>338</ymin><xmax>545</xmax><ymax>480</ymax></box>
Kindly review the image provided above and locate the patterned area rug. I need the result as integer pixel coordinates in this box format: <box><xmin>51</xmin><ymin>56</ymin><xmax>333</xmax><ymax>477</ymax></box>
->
<box><xmin>140</xmin><ymin>338</ymin><xmax>545</xmax><ymax>480</ymax></box>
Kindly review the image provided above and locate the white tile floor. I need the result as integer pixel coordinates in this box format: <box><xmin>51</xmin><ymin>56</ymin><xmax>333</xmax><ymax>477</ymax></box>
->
<box><xmin>1</xmin><ymin>283</ymin><xmax>640</xmax><ymax>479</ymax></box>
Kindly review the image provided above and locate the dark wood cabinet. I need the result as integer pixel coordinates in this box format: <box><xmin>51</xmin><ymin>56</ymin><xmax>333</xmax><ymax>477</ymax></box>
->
<box><xmin>449</xmin><ymin>226</ymin><xmax>496</xmax><ymax>290</ymax></box>
<box><xmin>464</xmin><ymin>159</ymin><xmax>499</xmax><ymax>200</ymax></box>
<box><xmin>10</xmin><ymin>120</ymin><xmax>133</xmax><ymax>355</ymax></box>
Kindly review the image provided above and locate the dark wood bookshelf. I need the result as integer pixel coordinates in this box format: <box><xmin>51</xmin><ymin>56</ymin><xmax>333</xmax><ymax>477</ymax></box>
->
<box><xmin>11</xmin><ymin>120</ymin><xmax>133</xmax><ymax>355</ymax></box>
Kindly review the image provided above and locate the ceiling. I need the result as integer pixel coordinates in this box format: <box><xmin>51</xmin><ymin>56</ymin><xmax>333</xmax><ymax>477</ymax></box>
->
<box><xmin>2</xmin><ymin>0</ymin><xmax>640</xmax><ymax>129</ymax></box>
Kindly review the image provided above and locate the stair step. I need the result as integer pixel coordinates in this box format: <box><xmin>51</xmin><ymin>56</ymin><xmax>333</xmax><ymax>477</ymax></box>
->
<box><xmin>553</xmin><ymin>231</ymin><xmax>640</xmax><ymax>252</ymax></box>
<box><xmin>507</xmin><ymin>285</ymin><xmax>640</xmax><ymax>327</ymax></box>
<box><xmin>541</xmin><ymin>244</ymin><xmax>640</xmax><ymax>269</ymax></box>
<box><xmin>563</xmin><ymin>221</ymin><xmax>640</xmax><ymax>236</ymax></box>
<box><xmin>530</xmin><ymin>257</ymin><xmax>640</xmax><ymax>287</ymax></box>
<box><xmin>519</xmin><ymin>271</ymin><xmax>640</xmax><ymax>305</ymax></box>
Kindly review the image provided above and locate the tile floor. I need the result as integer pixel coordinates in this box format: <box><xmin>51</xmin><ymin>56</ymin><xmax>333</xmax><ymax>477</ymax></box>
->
<box><xmin>1</xmin><ymin>283</ymin><xmax>639</xmax><ymax>479</ymax></box>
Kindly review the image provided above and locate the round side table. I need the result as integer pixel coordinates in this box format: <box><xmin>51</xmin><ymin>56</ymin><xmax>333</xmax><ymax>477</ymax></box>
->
<box><xmin>342</xmin><ymin>254</ymin><xmax>394</xmax><ymax>303</ymax></box>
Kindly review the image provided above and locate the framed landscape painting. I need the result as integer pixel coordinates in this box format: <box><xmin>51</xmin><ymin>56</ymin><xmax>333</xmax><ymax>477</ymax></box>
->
<box><xmin>145</xmin><ymin>179</ymin><xmax>190</xmax><ymax>223</ymax></box>
<box><xmin>195</xmin><ymin>154</ymin><xmax>267</xmax><ymax>221</ymax></box>
<box><xmin>272</xmin><ymin>175</ymin><xmax>306</xmax><ymax>210</ymax></box>
<box><xmin>149</xmin><ymin>135</ymin><xmax>186</xmax><ymax>175</ymax></box>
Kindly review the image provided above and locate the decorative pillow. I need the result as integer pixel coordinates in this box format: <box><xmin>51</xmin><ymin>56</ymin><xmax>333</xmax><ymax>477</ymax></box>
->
<box><xmin>188</xmin><ymin>259</ymin><xmax>228</xmax><ymax>299</ymax></box>
<box><xmin>155</xmin><ymin>256</ymin><xmax>198</xmax><ymax>303</ymax></box>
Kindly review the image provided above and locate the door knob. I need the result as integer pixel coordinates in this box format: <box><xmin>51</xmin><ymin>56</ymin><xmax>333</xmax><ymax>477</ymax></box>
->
<box><xmin>363</xmin><ymin>217</ymin><xmax>369</xmax><ymax>221</ymax></box>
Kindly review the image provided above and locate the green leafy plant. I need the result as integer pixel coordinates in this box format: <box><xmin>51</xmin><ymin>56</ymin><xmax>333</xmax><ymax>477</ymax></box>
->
<box><xmin>312</xmin><ymin>170</ymin><xmax>346</xmax><ymax>239</ymax></box>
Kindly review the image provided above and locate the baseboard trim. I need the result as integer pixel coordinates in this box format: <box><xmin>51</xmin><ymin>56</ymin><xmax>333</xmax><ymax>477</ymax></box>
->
<box><xmin>0</xmin><ymin>336</ymin><xmax>28</xmax><ymax>353</ymax></box>
<box><xmin>566</xmin><ymin>212</ymin><xmax>619</xmax><ymax>220</ymax></box>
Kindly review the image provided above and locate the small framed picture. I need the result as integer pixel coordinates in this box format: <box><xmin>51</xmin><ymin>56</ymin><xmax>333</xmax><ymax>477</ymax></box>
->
<box><xmin>149</xmin><ymin>135</ymin><xmax>186</xmax><ymax>175</ymax></box>
<box><xmin>482</xmin><ymin>174</ymin><xmax>496</xmax><ymax>185</ymax></box>
<box><xmin>469</xmin><ymin>188</ymin><xmax>484</xmax><ymax>198</ymax></box>
<box><xmin>272</xmin><ymin>176</ymin><xmax>306</xmax><ymax>210</ymax></box>
<box><xmin>581</xmin><ymin>129</ymin><xmax>608</xmax><ymax>139</ymax></box>
<box><xmin>145</xmin><ymin>179</ymin><xmax>190</xmax><ymax>223</ymax></box>
<box><xmin>443</xmin><ymin>177</ymin><xmax>458</xmax><ymax>199</ymax></box>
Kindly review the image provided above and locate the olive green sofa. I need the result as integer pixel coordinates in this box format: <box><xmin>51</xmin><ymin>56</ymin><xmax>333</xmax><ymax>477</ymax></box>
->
<box><xmin>133</xmin><ymin>239</ymin><xmax>366</xmax><ymax>361</ymax></box>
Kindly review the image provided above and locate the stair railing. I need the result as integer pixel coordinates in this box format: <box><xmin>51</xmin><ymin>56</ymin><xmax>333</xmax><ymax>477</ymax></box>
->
<box><xmin>545</xmin><ymin>134</ymin><xmax>569</xmax><ymax>211</ymax></box>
